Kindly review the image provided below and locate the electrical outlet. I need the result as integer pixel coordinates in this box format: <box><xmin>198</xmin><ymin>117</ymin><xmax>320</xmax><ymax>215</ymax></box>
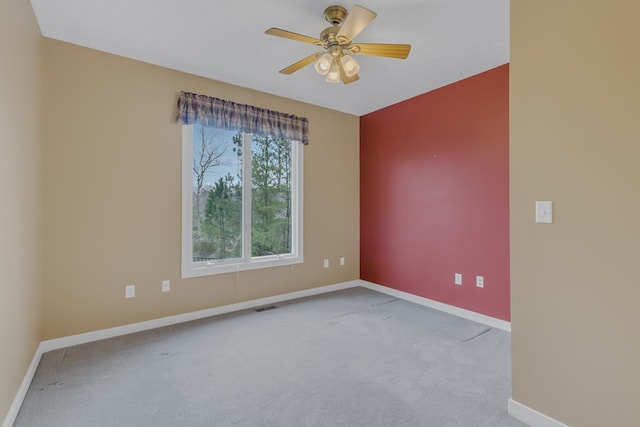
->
<box><xmin>340</xmin><ymin>257</ymin><xmax>345</xmax><ymax>266</ymax></box>
<box><xmin>125</xmin><ymin>284</ymin><xmax>135</xmax><ymax>299</ymax></box>
<box><xmin>162</xmin><ymin>280</ymin><xmax>170</xmax><ymax>293</ymax></box>
<box><xmin>323</xmin><ymin>259</ymin><xmax>329</xmax><ymax>268</ymax></box>
<box><xmin>476</xmin><ymin>276</ymin><xmax>484</xmax><ymax>288</ymax></box>
<box><xmin>454</xmin><ymin>273</ymin><xmax>462</xmax><ymax>285</ymax></box>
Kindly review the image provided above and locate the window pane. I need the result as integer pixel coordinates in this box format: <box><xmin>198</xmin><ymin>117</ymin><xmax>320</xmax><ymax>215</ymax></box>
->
<box><xmin>192</xmin><ymin>124</ymin><xmax>243</xmax><ymax>262</ymax></box>
<box><xmin>251</xmin><ymin>135</ymin><xmax>293</xmax><ymax>257</ymax></box>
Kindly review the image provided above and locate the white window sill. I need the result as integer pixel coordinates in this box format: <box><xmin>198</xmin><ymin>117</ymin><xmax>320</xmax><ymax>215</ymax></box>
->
<box><xmin>182</xmin><ymin>255</ymin><xmax>303</xmax><ymax>279</ymax></box>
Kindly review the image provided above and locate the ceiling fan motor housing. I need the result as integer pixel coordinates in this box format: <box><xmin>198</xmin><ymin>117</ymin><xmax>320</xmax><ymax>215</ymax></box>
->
<box><xmin>320</xmin><ymin>27</ymin><xmax>340</xmax><ymax>45</ymax></box>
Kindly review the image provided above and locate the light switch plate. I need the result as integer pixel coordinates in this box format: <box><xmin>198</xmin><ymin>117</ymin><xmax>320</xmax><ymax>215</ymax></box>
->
<box><xmin>536</xmin><ymin>201</ymin><xmax>553</xmax><ymax>223</ymax></box>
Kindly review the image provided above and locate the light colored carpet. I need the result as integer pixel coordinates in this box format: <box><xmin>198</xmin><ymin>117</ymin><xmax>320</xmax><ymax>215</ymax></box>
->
<box><xmin>15</xmin><ymin>287</ymin><xmax>524</xmax><ymax>426</ymax></box>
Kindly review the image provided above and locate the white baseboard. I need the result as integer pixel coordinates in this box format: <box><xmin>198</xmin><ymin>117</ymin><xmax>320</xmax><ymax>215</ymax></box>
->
<box><xmin>2</xmin><ymin>280</ymin><xmax>360</xmax><ymax>426</ymax></box>
<box><xmin>358</xmin><ymin>280</ymin><xmax>511</xmax><ymax>332</ymax></box>
<box><xmin>2</xmin><ymin>343</ymin><xmax>44</xmax><ymax>427</ymax></box>
<box><xmin>40</xmin><ymin>280</ymin><xmax>361</xmax><ymax>353</ymax></box>
<box><xmin>508</xmin><ymin>398</ymin><xmax>569</xmax><ymax>427</ymax></box>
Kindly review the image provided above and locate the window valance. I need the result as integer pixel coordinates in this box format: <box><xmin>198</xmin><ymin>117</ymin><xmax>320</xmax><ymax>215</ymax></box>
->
<box><xmin>176</xmin><ymin>91</ymin><xmax>309</xmax><ymax>145</ymax></box>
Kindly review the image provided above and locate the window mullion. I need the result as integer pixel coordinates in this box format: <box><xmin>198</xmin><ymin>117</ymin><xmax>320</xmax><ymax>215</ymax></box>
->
<box><xmin>242</xmin><ymin>133</ymin><xmax>252</xmax><ymax>261</ymax></box>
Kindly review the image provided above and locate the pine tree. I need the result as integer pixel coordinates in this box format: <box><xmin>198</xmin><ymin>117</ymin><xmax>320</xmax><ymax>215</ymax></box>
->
<box><xmin>203</xmin><ymin>174</ymin><xmax>242</xmax><ymax>259</ymax></box>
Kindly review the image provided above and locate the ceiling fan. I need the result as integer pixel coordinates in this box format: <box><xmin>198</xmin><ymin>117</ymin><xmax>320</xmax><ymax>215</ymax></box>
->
<box><xmin>265</xmin><ymin>5</ymin><xmax>411</xmax><ymax>84</ymax></box>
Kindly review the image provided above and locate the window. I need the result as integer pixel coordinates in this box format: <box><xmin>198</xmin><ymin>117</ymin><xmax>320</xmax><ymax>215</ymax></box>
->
<box><xmin>182</xmin><ymin>124</ymin><xmax>303</xmax><ymax>278</ymax></box>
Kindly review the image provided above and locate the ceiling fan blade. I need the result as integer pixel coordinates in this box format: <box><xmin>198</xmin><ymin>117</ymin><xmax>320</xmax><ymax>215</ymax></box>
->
<box><xmin>265</xmin><ymin>28</ymin><xmax>324</xmax><ymax>46</ymax></box>
<box><xmin>339</xmin><ymin>61</ymin><xmax>360</xmax><ymax>84</ymax></box>
<box><xmin>336</xmin><ymin>5</ymin><xmax>377</xmax><ymax>44</ymax></box>
<box><xmin>350</xmin><ymin>43</ymin><xmax>412</xmax><ymax>59</ymax></box>
<box><xmin>279</xmin><ymin>53</ymin><xmax>322</xmax><ymax>75</ymax></box>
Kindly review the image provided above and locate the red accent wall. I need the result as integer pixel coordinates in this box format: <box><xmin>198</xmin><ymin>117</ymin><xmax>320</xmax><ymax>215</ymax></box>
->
<box><xmin>360</xmin><ymin>64</ymin><xmax>510</xmax><ymax>321</ymax></box>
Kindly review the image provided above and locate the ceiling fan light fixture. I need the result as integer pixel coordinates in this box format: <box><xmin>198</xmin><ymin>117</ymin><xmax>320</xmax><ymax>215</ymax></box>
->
<box><xmin>314</xmin><ymin>53</ymin><xmax>332</xmax><ymax>75</ymax></box>
<box><xmin>265</xmin><ymin>5</ymin><xmax>411</xmax><ymax>85</ymax></box>
<box><xmin>341</xmin><ymin>54</ymin><xmax>360</xmax><ymax>77</ymax></box>
<box><xmin>326</xmin><ymin>59</ymin><xmax>340</xmax><ymax>83</ymax></box>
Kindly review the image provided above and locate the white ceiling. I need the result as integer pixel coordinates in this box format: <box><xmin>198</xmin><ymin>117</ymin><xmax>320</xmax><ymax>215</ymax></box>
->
<box><xmin>30</xmin><ymin>0</ymin><xmax>509</xmax><ymax>116</ymax></box>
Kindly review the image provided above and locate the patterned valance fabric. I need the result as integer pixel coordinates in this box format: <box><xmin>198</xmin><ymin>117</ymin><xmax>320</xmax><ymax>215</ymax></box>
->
<box><xmin>176</xmin><ymin>91</ymin><xmax>309</xmax><ymax>145</ymax></box>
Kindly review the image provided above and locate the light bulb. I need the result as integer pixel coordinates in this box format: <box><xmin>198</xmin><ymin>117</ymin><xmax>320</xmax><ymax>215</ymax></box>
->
<box><xmin>326</xmin><ymin>59</ymin><xmax>340</xmax><ymax>83</ymax></box>
<box><xmin>341</xmin><ymin>55</ymin><xmax>360</xmax><ymax>77</ymax></box>
<box><xmin>314</xmin><ymin>53</ymin><xmax>332</xmax><ymax>75</ymax></box>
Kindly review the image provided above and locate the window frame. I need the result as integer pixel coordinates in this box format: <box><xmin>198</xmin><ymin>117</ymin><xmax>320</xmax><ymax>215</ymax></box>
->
<box><xmin>181</xmin><ymin>125</ymin><xmax>304</xmax><ymax>278</ymax></box>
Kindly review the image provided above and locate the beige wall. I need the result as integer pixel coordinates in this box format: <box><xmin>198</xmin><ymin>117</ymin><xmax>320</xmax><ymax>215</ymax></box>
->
<box><xmin>0</xmin><ymin>0</ymin><xmax>44</xmax><ymax>420</ymax></box>
<box><xmin>511</xmin><ymin>1</ymin><xmax>640</xmax><ymax>425</ymax></box>
<box><xmin>43</xmin><ymin>40</ymin><xmax>360</xmax><ymax>339</ymax></box>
